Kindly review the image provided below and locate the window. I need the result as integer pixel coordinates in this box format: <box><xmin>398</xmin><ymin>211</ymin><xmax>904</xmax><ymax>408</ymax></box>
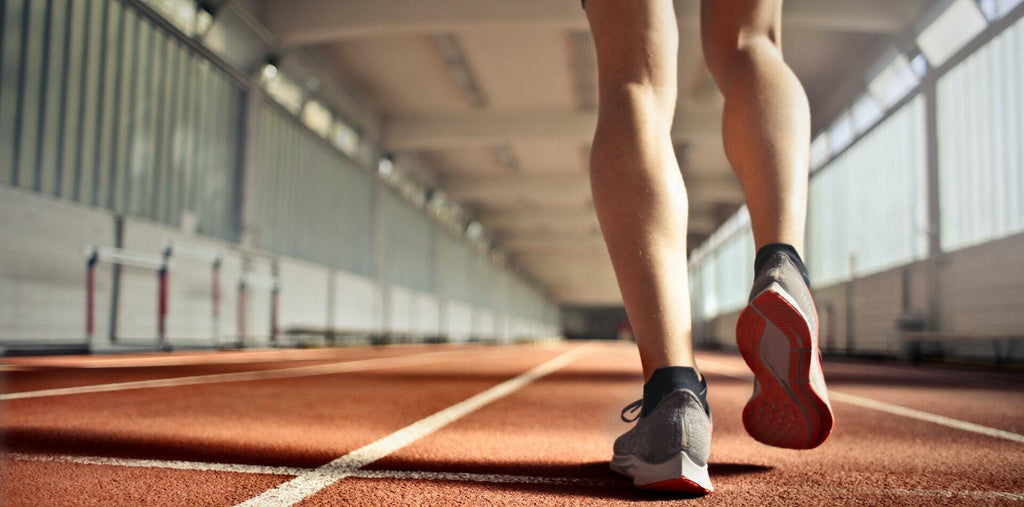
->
<box><xmin>260</xmin><ymin>65</ymin><xmax>304</xmax><ymax>114</ymax></box>
<box><xmin>937</xmin><ymin>18</ymin><xmax>1024</xmax><ymax>251</ymax></box>
<box><xmin>910</xmin><ymin>53</ymin><xmax>929</xmax><ymax>79</ymax></box>
<box><xmin>868</xmin><ymin>53</ymin><xmax>919</xmax><ymax>108</ymax></box>
<box><xmin>807</xmin><ymin>98</ymin><xmax>928</xmax><ymax>286</ymax></box>
<box><xmin>141</xmin><ymin>0</ymin><xmax>196</xmax><ymax>35</ymax></box>
<box><xmin>331</xmin><ymin>120</ymin><xmax>360</xmax><ymax>157</ymax></box>
<box><xmin>850</xmin><ymin>94</ymin><xmax>884</xmax><ymax>134</ymax></box>
<box><xmin>827</xmin><ymin>112</ymin><xmax>854</xmax><ymax>155</ymax></box>
<box><xmin>301</xmin><ymin>100</ymin><xmax>332</xmax><ymax>138</ymax></box>
<box><xmin>917</xmin><ymin>0</ymin><xmax>988</xmax><ymax>67</ymax></box>
<box><xmin>810</xmin><ymin>134</ymin><xmax>830</xmax><ymax>171</ymax></box>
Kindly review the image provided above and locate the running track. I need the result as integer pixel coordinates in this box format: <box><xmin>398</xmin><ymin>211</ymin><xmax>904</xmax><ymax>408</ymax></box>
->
<box><xmin>1</xmin><ymin>341</ymin><xmax>1022</xmax><ymax>505</ymax></box>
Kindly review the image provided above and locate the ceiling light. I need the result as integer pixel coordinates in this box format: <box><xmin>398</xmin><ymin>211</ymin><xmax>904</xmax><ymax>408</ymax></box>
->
<box><xmin>194</xmin><ymin>1</ymin><xmax>221</xmax><ymax>38</ymax></box>
<box><xmin>432</xmin><ymin>33</ymin><xmax>486</xmax><ymax>108</ymax></box>
<box><xmin>261</xmin><ymin>62</ymin><xmax>278</xmax><ymax>81</ymax></box>
<box><xmin>378</xmin><ymin>155</ymin><xmax>394</xmax><ymax>177</ymax></box>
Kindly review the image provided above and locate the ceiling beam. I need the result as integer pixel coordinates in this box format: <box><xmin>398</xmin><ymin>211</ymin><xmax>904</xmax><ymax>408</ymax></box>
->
<box><xmin>264</xmin><ymin>0</ymin><xmax>587</xmax><ymax>47</ymax></box>
<box><xmin>263</xmin><ymin>0</ymin><xmax>913</xmax><ymax>47</ymax></box>
<box><xmin>384</xmin><ymin>109</ymin><xmax>720</xmax><ymax>150</ymax></box>
<box><xmin>477</xmin><ymin>207</ymin><xmax>598</xmax><ymax>230</ymax></box>
<box><xmin>445</xmin><ymin>173</ymin><xmax>587</xmax><ymax>197</ymax></box>
<box><xmin>502</xmin><ymin>237</ymin><xmax>608</xmax><ymax>253</ymax></box>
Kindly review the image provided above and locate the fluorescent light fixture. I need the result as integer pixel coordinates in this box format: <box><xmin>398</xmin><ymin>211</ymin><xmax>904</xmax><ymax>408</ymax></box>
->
<box><xmin>432</xmin><ymin>33</ymin><xmax>486</xmax><ymax>108</ymax></box>
<box><xmin>867</xmin><ymin>52</ymin><xmax>919</xmax><ymax>109</ymax></box>
<box><xmin>916</xmin><ymin>0</ymin><xmax>988</xmax><ymax>67</ymax></box>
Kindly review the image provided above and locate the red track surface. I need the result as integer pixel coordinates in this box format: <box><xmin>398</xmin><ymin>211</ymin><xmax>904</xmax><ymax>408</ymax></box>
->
<box><xmin>2</xmin><ymin>341</ymin><xmax>1022</xmax><ymax>506</ymax></box>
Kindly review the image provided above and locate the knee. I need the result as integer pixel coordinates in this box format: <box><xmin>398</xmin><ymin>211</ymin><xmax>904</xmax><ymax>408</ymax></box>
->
<box><xmin>700</xmin><ymin>0</ymin><xmax>782</xmax><ymax>87</ymax></box>
<box><xmin>597</xmin><ymin>80</ymin><xmax>676</xmax><ymax>130</ymax></box>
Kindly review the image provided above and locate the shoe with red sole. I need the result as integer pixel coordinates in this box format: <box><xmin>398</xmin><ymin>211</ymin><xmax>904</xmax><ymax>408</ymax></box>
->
<box><xmin>610</xmin><ymin>380</ymin><xmax>713</xmax><ymax>494</ymax></box>
<box><xmin>736</xmin><ymin>251</ymin><xmax>834</xmax><ymax>449</ymax></box>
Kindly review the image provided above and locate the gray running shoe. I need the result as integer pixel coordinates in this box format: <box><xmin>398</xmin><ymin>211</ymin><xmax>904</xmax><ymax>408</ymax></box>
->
<box><xmin>610</xmin><ymin>389</ymin><xmax>713</xmax><ymax>493</ymax></box>
<box><xmin>736</xmin><ymin>251</ymin><xmax>834</xmax><ymax>449</ymax></box>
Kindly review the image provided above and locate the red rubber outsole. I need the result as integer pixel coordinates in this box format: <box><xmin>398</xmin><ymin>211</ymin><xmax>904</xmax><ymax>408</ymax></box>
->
<box><xmin>638</xmin><ymin>477</ymin><xmax>712</xmax><ymax>494</ymax></box>
<box><xmin>736</xmin><ymin>290</ymin><xmax>834</xmax><ymax>450</ymax></box>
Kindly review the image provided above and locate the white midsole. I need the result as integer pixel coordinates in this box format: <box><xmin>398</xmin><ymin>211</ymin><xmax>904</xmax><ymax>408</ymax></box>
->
<box><xmin>610</xmin><ymin>451</ymin><xmax>713</xmax><ymax>492</ymax></box>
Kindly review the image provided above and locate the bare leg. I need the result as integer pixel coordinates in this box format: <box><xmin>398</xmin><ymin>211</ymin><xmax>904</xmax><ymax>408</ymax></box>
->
<box><xmin>702</xmin><ymin>1</ymin><xmax>834</xmax><ymax>449</ymax></box>
<box><xmin>701</xmin><ymin>0</ymin><xmax>810</xmax><ymax>253</ymax></box>
<box><xmin>585</xmin><ymin>0</ymin><xmax>695</xmax><ymax>380</ymax></box>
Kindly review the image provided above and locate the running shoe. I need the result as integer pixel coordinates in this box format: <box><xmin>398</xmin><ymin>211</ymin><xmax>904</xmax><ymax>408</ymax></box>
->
<box><xmin>736</xmin><ymin>251</ymin><xmax>834</xmax><ymax>449</ymax></box>
<box><xmin>610</xmin><ymin>387</ymin><xmax>713</xmax><ymax>493</ymax></box>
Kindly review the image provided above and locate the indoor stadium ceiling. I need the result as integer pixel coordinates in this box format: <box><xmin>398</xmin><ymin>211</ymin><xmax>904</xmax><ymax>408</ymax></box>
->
<box><xmin>256</xmin><ymin>0</ymin><xmax>934</xmax><ymax>305</ymax></box>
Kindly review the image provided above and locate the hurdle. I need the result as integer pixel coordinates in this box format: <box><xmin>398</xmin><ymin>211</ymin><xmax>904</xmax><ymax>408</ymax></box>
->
<box><xmin>85</xmin><ymin>246</ymin><xmax>167</xmax><ymax>350</ymax></box>
<box><xmin>164</xmin><ymin>241</ymin><xmax>223</xmax><ymax>347</ymax></box>
<box><xmin>237</xmin><ymin>272</ymin><xmax>279</xmax><ymax>348</ymax></box>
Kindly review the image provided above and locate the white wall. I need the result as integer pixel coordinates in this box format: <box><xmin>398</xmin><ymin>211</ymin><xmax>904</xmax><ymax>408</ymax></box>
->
<box><xmin>332</xmin><ymin>269</ymin><xmax>381</xmax><ymax>332</ymax></box>
<box><xmin>278</xmin><ymin>257</ymin><xmax>330</xmax><ymax>332</ymax></box>
<box><xmin>445</xmin><ymin>301</ymin><xmax>474</xmax><ymax>342</ymax></box>
<box><xmin>412</xmin><ymin>292</ymin><xmax>441</xmax><ymax>336</ymax></box>
<box><xmin>0</xmin><ymin>186</ymin><xmax>559</xmax><ymax>349</ymax></box>
<box><xmin>0</xmin><ymin>186</ymin><xmax>114</xmax><ymax>343</ymax></box>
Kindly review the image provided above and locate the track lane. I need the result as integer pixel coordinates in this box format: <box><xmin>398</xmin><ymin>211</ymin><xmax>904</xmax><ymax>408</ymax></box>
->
<box><xmin>304</xmin><ymin>344</ymin><xmax>1023</xmax><ymax>506</ymax></box>
<box><xmin>0</xmin><ymin>346</ymin><xmax>569</xmax><ymax>468</ymax></box>
<box><xmin>0</xmin><ymin>345</ymin><xmax>471</xmax><ymax>394</ymax></box>
<box><xmin>0</xmin><ymin>459</ymin><xmax>288</xmax><ymax>507</ymax></box>
<box><xmin>241</xmin><ymin>343</ymin><xmax>592</xmax><ymax>506</ymax></box>
<box><xmin>2</xmin><ymin>342</ymin><xmax>1022</xmax><ymax>506</ymax></box>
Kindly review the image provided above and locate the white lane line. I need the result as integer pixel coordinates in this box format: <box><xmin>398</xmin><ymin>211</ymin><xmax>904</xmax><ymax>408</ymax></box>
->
<box><xmin>827</xmin><ymin>391</ymin><xmax>1024</xmax><ymax>444</ymax></box>
<box><xmin>350</xmin><ymin>468</ymin><xmax>613</xmax><ymax>487</ymax></box>
<box><xmin>235</xmin><ymin>342</ymin><xmax>594</xmax><ymax>507</ymax></box>
<box><xmin>697</xmin><ymin>358</ymin><xmax>1024</xmax><ymax>444</ymax></box>
<box><xmin>4</xmin><ymin>452</ymin><xmax>309</xmax><ymax>476</ymax></box>
<box><xmin>0</xmin><ymin>348</ymin><xmax>488</xmax><ymax>401</ymax></box>
<box><xmin>3</xmin><ymin>452</ymin><xmax>614</xmax><ymax>487</ymax></box>
<box><xmin>5</xmin><ymin>452</ymin><xmax>609</xmax><ymax>486</ymax></box>
<box><xmin>0</xmin><ymin>347</ymin><xmax>439</xmax><ymax>369</ymax></box>
<box><xmin>8</xmin><ymin>453</ymin><xmax>1024</xmax><ymax>501</ymax></box>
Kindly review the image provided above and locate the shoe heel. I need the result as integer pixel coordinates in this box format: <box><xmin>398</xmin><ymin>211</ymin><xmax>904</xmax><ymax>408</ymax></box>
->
<box><xmin>737</xmin><ymin>290</ymin><xmax>834</xmax><ymax>449</ymax></box>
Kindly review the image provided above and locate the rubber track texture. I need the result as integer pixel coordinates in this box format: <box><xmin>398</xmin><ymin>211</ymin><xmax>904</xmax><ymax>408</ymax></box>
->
<box><xmin>736</xmin><ymin>289</ymin><xmax>834</xmax><ymax>449</ymax></box>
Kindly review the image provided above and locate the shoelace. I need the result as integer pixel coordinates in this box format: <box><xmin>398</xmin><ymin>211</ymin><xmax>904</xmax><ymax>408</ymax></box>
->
<box><xmin>620</xmin><ymin>399</ymin><xmax>643</xmax><ymax>422</ymax></box>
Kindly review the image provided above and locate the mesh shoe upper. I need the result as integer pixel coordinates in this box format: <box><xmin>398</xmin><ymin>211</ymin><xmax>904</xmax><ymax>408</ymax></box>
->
<box><xmin>749</xmin><ymin>252</ymin><xmax>817</xmax><ymax>330</ymax></box>
<box><xmin>613</xmin><ymin>389</ymin><xmax>711</xmax><ymax>467</ymax></box>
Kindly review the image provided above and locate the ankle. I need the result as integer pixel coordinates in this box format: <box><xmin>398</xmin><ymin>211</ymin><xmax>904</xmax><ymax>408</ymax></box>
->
<box><xmin>754</xmin><ymin>243</ymin><xmax>810</xmax><ymax>287</ymax></box>
<box><xmin>642</xmin><ymin>366</ymin><xmax>709</xmax><ymax>418</ymax></box>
